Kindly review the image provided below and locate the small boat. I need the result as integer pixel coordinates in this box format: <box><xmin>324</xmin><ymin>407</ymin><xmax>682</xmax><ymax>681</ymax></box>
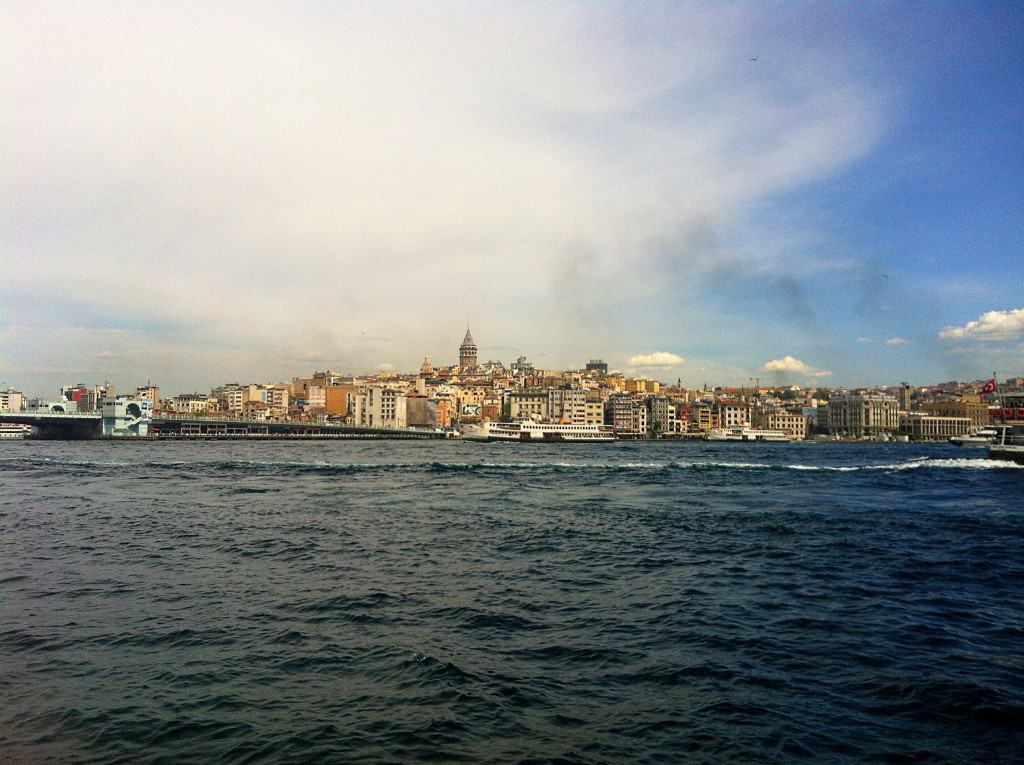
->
<box><xmin>707</xmin><ymin>426</ymin><xmax>789</xmax><ymax>442</ymax></box>
<box><xmin>949</xmin><ymin>427</ymin><xmax>999</xmax><ymax>447</ymax></box>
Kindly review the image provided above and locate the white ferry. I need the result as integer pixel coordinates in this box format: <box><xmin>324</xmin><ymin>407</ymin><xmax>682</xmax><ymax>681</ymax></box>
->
<box><xmin>988</xmin><ymin>426</ymin><xmax>1024</xmax><ymax>465</ymax></box>
<box><xmin>0</xmin><ymin>423</ymin><xmax>31</xmax><ymax>439</ymax></box>
<box><xmin>707</xmin><ymin>426</ymin><xmax>790</xmax><ymax>443</ymax></box>
<box><xmin>461</xmin><ymin>418</ymin><xmax>616</xmax><ymax>443</ymax></box>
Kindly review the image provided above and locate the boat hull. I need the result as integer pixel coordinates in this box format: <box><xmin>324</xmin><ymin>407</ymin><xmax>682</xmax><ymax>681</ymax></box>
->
<box><xmin>988</xmin><ymin>445</ymin><xmax>1024</xmax><ymax>465</ymax></box>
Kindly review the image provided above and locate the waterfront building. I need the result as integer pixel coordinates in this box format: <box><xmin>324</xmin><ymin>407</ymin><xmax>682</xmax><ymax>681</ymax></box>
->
<box><xmin>406</xmin><ymin>394</ymin><xmax>435</xmax><ymax>428</ymax></box>
<box><xmin>584</xmin><ymin>395</ymin><xmax>605</xmax><ymax>426</ymax></box>
<box><xmin>753</xmin><ymin>409</ymin><xmax>809</xmax><ymax>440</ymax></box>
<box><xmin>323</xmin><ymin>385</ymin><xmax>357</xmax><ymax>417</ymax></box>
<box><xmin>688</xmin><ymin>401</ymin><xmax>713</xmax><ymax>431</ymax></box>
<box><xmin>899</xmin><ymin>413</ymin><xmax>972</xmax><ymax>441</ymax></box>
<box><xmin>0</xmin><ymin>389</ymin><xmax>25</xmax><ymax>412</ymax></box>
<box><xmin>610</xmin><ymin>394</ymin><xmax>648</xmax><ymax>436</ymax></box>
<box><xmin>303</xmin><ymin>385</ymin><xmax>327</xmax><ymax>411</ymax></box>
<box><xmin>506</xmin><ymin>390</ymin><xmax>550</xmax><ymax>421</ymax></box>
<box><xmin>647</xmin><ymin>396</ymin><xmax>678</xmax><ymax>435</ymax></box>
<box><xmin>827</xmin><ymin>393</ymin><xmax>899</xmax><ymax>438</ymax></box>
<box><xmin>354</xmin><ymin>386</ymin><xmax>408</xmax><ymax>429</ymax></box>
<box><xmin>225</xmin><ymin>387</ymin><xmax>246</xmax><ymax>412</ymax></box>
<box><xmin>260</xmin><ymin>385</ymin><xmax>290</xmax><ymax>411</ymax></box>
<box><xmin>459</xmin><ymin>328</ymin><xmax>478</xmax><ymax>369</ymax></box>
<box><xmin>172</xmin><ymin>393</ymin><xmax>213</xmax><ymax>414</ymax></box>
<box><xmin>717</xmin><ymin>401</ymin><xmax>751</xmax><ymax>428</ymax></box>
<box><xmin>920</xmin><ymin>399</ymin><xmax>990</xmax><ymax>429</ymax></box>
<box><xmin>548</xmin><ymin>388</ymin><xmax>588</xmax><ymax>424</ymax></box>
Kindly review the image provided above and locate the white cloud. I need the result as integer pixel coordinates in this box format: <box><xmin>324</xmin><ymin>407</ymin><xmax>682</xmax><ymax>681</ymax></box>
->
<box><xmin>628</xmin><ymin>352</ymin><xmax>685</xmax><ymax>368</ymax></box>
<box><xmin>885</xmin><ymin>336</ymin><xmax>908</xmax><ymax>346</ymax></box>
<box><xmin>1</xmin><ymin>3</ymin><xmax>888</xmax><ymax>394</ymax></box>
<box><xmin>938</xmin><ymin>308</ymin><xmax>1024</xmax><ymax>342</ymax></box>
<box><xmin>857</xmin><ymin>337</ymin><xmax>874</xmax><ymax>343</ymax></box>
<box><xmin>374</xmin><ymin>363</ymin><xmax>396</xmax><ymax>373</ymax></box>
<box><xmin>97</xmin><ymin>350</ymin><xmax>120</xmax><ymax>359</ymax></box>
<box><xmin>761</xmin><ymin>355</ymin><xmax>832</xmax><ymax>378</ymax></box>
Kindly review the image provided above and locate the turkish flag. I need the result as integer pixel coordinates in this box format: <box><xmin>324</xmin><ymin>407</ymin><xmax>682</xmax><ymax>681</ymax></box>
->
<box><xmin>980</xmin><ymin>378</ymin><xmax>998</xmax><ymax>394</ymax></box>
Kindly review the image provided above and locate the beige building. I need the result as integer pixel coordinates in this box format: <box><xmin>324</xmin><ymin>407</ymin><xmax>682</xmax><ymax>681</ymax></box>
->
<box><xmin>584</xmin><ymin>396</ymin><xmax>605</xmax><ymax>426</ymax></box>
<box><xmin>827</xmin><ymin>393</ymin><xmax>899</xmax><ymax>438</ymax></box>
<box><xmin>548</xmin><ymin>389</ymin><xmax>588</xmax><ymax>424</ymax></box>
<box><xmin>920</xmin><ymin>399</ymin><xmax>990</xmax><ymax>429</ymax></box>
<box><xmin>172</xmin><ymin>393</ymin><xmax>213</xmax><ymax>414</ymax></box>
<box><xmin>753</xmin><ymin>410</ymin><xmax>808</xmax><ymax>440</ymax></box>
<box><xmin>900</xmin><ymin>413</ymin><xmax>972</xmax><ymax>441</ymax></box>
<box><xmin>0</xmin><ymin>389</ymin><xmax>24</xmax><ymax>412</ymax></box>
<box><xmin>506</xmin><ymin>391</ymin><xmax>549</xmax><ymax>421</ymax></box>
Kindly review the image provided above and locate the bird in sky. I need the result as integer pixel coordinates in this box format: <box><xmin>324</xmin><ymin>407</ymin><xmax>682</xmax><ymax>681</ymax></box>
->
<box><xmin>749</xmin><ymin>55</ymin><xmax>758</xmax><ymax>61</ymax></box>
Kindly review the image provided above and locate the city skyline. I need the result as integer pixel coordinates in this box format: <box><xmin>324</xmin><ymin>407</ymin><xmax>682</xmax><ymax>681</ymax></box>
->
<box><xmin>3</xmin><ymin>2</ymin><xmax>1023</xmax><ymax>395</ymax></box>
<box><xmin>6</xmin><ymin>320</ymin><xmax>1019</xmax><ymax>403</ymax></box>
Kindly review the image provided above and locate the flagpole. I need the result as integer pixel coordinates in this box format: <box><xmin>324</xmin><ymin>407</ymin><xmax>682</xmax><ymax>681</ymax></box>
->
<box><xmin>993</xmin><ymin>370</ymin><xmax>1005</xmax><ymax>446</ymax></box>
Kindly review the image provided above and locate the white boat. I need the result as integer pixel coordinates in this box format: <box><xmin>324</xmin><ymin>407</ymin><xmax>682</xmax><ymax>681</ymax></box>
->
<box><xmin>707</xmin><ymin>426</ymin><xmax>790</xmax><ymax>442</ymax></box>
<box><xmin>0</xmin><ymin>423</ymin><xmax>31</xmax><ymax>439</ymax></box>
<box><xmin>461</xmin><ymin>418</ymin><xmax>615</xmax><ymax>443</ymax></box>
<box><xmin>949</xmin><ymin>428</ymin><xmax>999</xmax><ymax>447</ymax></box>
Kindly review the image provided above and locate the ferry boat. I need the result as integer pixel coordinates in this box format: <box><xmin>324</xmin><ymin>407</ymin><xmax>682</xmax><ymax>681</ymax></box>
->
<box><xmin>706</xmin><ymin>426</ymin><xmax>790</xmax><ymax>442</ymax></box>
<box><xmin>461</xmin><ymin>418</ymin><xmax>615</xmax><ymax>443</ymax></box>
<box><xmin>986</xmin><ymin>389</ymin><xmax>1024</xmax><ymax>464</ymax></box>
<box><xmin>0</xmin><ymin>423</ymin><xmax>31</xmax><ymax>439</ymax></box>
<box><xmin>988</xmin><ymin>426</ymin><xmax>1024</xmax><ymax>465</ymax></box>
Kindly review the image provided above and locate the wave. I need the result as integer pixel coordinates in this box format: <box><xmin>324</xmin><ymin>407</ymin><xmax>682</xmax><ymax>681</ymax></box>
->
<box><xmin>2</xmin><ymin>455</ymin><xmax>1020</xmax><ymax>474</ymax></box>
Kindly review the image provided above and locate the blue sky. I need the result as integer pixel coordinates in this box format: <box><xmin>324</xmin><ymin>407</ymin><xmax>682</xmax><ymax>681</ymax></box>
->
<box><xmin>2</xmin><ymin>1</ymin><xmax>1022</xmax><ymax>397</ymax></box>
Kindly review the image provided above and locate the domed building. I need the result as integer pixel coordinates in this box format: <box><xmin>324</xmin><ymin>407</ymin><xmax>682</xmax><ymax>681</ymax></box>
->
<box><xmin>419</xmin><ymin>354</ymin><xmax>433</xmax><ymax>378</ymax></box>
<box><xmin>459</xmin><ymin>327</ymin><xmax>477</xmax><ymax>369</ymax></box>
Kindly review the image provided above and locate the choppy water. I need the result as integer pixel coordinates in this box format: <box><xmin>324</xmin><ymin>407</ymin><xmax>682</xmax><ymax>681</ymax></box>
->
<box><xmin>2</xmin><ymin>439</ymin><xmax>1022</xmax><ymax>763</ymax></box>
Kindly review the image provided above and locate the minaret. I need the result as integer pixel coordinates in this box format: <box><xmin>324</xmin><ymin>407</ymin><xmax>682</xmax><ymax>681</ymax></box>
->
<box><xmin>459</xmin><ymin>327</ymin><xmax>478</xmax><ymax>368</ymax></box>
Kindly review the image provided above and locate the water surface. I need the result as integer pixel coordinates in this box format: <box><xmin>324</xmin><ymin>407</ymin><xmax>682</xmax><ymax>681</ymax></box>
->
<box><xmin>2</xmin><ymin>440</ymin><xmax>1022</xmax><ymax>762</ymax></box>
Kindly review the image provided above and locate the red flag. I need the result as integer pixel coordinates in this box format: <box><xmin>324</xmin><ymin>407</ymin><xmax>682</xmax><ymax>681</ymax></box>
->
<box><xmin>980</xmin><ymin>378</ymin><xmax>998</xmax><ymax>395</ymax></box>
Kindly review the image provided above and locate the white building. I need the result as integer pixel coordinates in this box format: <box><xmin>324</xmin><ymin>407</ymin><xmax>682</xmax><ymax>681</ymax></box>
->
<box><xmin>354</xmin><ymin>386</ymin><xmax>408</xmax><ymax>429</ymax></box>
<box><xmin>0</xmin><ymin>389</ymin><xmax>24</xmax><ymax>412</ymax></box>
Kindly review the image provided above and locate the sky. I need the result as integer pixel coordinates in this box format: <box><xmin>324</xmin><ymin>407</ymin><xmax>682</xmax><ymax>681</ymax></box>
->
<box><xmin>2</xmin><ymin>1</ymin><xmax>1022</xmax><ymax>397</ymax></box>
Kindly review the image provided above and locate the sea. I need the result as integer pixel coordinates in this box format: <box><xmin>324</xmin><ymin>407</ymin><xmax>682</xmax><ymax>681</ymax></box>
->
<box><xmin>1</xmin><ymin>439</ymin><xmax>1022</xmax><ymax>764</ymax></box>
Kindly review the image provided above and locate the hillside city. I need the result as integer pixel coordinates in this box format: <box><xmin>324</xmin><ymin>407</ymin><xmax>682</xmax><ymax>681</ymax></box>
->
<box><xmin>3</xmin><ymin>329</ymin><xmax>1022</xmax><ymax>441</ymax></box>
